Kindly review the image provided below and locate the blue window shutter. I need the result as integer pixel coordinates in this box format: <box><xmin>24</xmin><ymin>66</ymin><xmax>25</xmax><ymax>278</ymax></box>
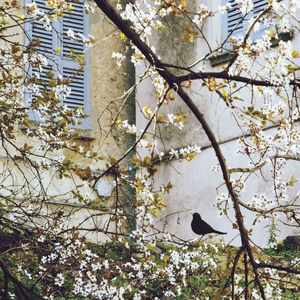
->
<box><xmin>227</xmin><ymin>0</ymin><xmax>244</xmax><ymax>36</ymax></box>
<box><xmin>32</xmin><ymin>64</ymin><xmax>55</xmax><ymax>92</ymax></box>
<box><xmin>225</xmin><ymin>0</ymin><xmax>268</xmax><ymax>38</ymax></box>
<box><xmin>253</xmin><ymin>0</ymin><xmax>268</xmax><ymax>16</ymax></box>
<box><xmin>30</xmin><ymin>0</ymin><xmax>56</xmax><ymax>53</ymax></box>
<box><xmin>30</xmin><ymin>64</ymin><xmax>55</xmax><ymax>120</ymax></box>
<box><xmin>25</xmin><ymin>0</ymin><xmax>89</xmax><ymax>127</ymax></box>
<box><xmin>59</xmin><ymin>0</ymin><xmax>89</xmax><ymax>124</ymax></box>
<box><xmin>62</xmin><ymin>1</ymin><xmax>86</xmax><ymax>56</ymax></box>
<box><xmin>60</xmin><ymin>61</ymin><xmax>85</xmax><ymax>109</ymax></box>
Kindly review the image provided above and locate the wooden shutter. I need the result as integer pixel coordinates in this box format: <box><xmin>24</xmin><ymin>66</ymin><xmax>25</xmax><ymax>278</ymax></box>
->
<box><xmin>60</xmin><ymin>0</ymin><xmax>88</xmax><ymax>111</ymax></box>
<box><xmin>227</xmin><ymin>0</ymin><xmax>244</xmax><ymax>36</ymax></box>
<box><xmin>26</xmin><ymin>0</ymin><xmax>89</xmax><ymax>121</ymax></box>
<box><xmin>226</xmin><ymin>0</ymin><xmax>268</xmax><ymax>36</ymax></box>
<box><xmin>31</xmin><ymin>0</ymin><xmax>54</xmax><ymax>53</ymax></box>
<box><xmin>253</xmin><ymin>0</ymin><xmax>268</xmax><ymax>16</ymax></box>
<box><xmin>62</xmin><ymin>1</ymin><xmax>85</xmax><ymax>56</ymax></box>
<box><xmin>62</xmin><ymin>64</ymin><xmax>85</xmax><ymax>109</ymax></box>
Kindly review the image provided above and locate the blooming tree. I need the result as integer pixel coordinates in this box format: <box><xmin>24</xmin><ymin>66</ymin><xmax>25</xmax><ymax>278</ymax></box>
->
<box><xmin>0</xmin><ymin>0</ymin><xmax>300</xmax><ymax>299</ymax></box>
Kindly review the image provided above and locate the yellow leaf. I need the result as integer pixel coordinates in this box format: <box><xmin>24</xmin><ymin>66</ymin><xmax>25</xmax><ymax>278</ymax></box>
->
<box><xmin>45</xmin><ymin>71</ymin><xmax>54</xmax><ymax>78</ymax></box>
<box><xmin>206</xmin><ymin>77</ymin><xmax>217</xmax><ymax>91</ymax></box>
<box><xmin>19</xmin><ymin>15</ymin><xmax>25</xmax><ymax>20</ymax></box>
<box><xmin>130</xmin><ymin>155</ymin><xmax>141</xmax><ymax>164</ymax></box>
<box><xmin>161</xmin><ymin>254</ymin><xmax>169</xmax><ymax>264</ymax></box>
<box><xmin>287</xmin><ymin>64</ymin><xmax>300</xmax><ymax>73</ymax></box>
<box><xmin>143</xmin><ymin>156</ymin><xmax>152</xmax><ymax>167</ymax></box>
<box><xmin>120</xmin><ymin>32</ymin><xmax>126</xmax><ymax>41</ymax></box>
<box><xmin>185</xmin><ymin>152</ymin><xmax>196</xmax><ymax>161</ymax></box>
<box><xmin>292</xmin><ymin>50</ymin><xmax>299</xmax><ymax>58</ymax></box>
<box><xmin>142</xmin><ymin>105</ymin><xmax>153</xmax><ymax>119</ymax></box>
<box><xmin>115</xmin><ymin>118</ymin><xmax>122</xmax><ymax>126</ymax></box>
<box><xmin>48</xmin><ymin>79</ymin><xmax>57</xmax><ymax>87</ymax></box>
<box><xmin>175</xmin><ymin>112</ymin><xmax>187</xmax><ymax>124</ymax></box>
<box><xmin>150</xmin><ymin>207</ymin><xmax>160</xmax><ymax>217</ymax></box>
<box><xmin>75</xmin><ymin>54</ymin><xmax>85</xmax><ymax>66</ymax></box>
<box><xmin>267</xmin><ymin>29</ymin><xmax>276</xmax><ymax>39</ymax></box>
<box><xmin>156</xmin><ymin>115</ymin><xmax>166</xmax><ymax>123</ymax></box>
<box><xmin>287</xmin><ymin>175</ymin><xmax>297</xmax><ymax>187</ymax></box>
<box><xmin>54</xmin><ymin>47</ymin><xmax>62</xmax><ymax>54</ymax></box>
<box><xmin>135</xmin><ymin>177</ymin><xmax>143</xmax><ymax>189</ymax></box>
<box><xmin>167</xmin><ymin>90</ymin><xmax>175</xmax><ymax>101</ymax></box>
<box><xmin>67</xmin><ymin>3</ymin><xmax>73</xmax><ymax>12</ymax></box>
<box><xmin>221</xmin><ymin>90</ymin><xmax>230</xmax><ymax>98</ymax></box>
<box><xmin>146</xmin><ymin>244</ymin><xmax>156</xmax><ymax>251</ymax></box>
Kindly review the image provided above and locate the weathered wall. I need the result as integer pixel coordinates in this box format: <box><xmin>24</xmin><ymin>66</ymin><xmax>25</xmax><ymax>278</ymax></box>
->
<box><xmin>136</xmin><ymin>0</ymin><xmax>300</xmax><ymax>246</ymax></box>
<box><xmin>0</xmin><ymin>2</ymin><xmax>135</xmax><ymax>242</ymax></box>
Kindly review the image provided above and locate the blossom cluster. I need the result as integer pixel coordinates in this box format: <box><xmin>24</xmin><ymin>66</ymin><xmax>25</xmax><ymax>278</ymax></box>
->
<box><xmin>116</xmin><ymin>119</ymin><xmax>138</xmax><ymax>134</ymax></box>
<box><xmin>167</xmin><ymin>113</ymin><xmax>186</xmax><ymax>130</ymax></box>
<box><xmin>169</xmin><ymin>145</ymin><xmax>202</xmax><ymax>161</ymax></box>
<box><xmin>12</xmin><ymin>234</ymin><xmax>223</xmax><ymax>300</ymax></box>
<box><xmin>236</xmin><ymin>0</ymin><xmax>253</xmax><ymax>15</ymax></box>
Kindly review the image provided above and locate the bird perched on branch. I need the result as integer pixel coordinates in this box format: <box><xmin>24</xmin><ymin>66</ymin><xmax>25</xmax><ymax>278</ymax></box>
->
<box><xmin>191</xmin><ymin>213</ymin><xmax>226</xmax><ymax>236</ymax></box>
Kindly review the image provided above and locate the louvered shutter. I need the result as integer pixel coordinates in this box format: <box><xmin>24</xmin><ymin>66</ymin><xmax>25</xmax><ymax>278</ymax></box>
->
<box><xmin>227</xmin><ymin>0</ymin><xmax>244</xmax><ymax>36</ymax></box>
<box><xmin>32</xmin><ymin>64</ymin><xmax>54</xmax><ymax>93</ymax></box>
<box><xmin>60</xmin><ymin>62</ymin><xmax>85</xmax><ymax>109</ymax></box>
<box><xmin>225</xmin><ymin>0</ymin><xmax>268</xmax><ymax>37</ymax></box>
<box><xmin>253</xmin><ymin>0</ymin><xmax>268</xmax><ymax>16</ymax></box>
<box><xmin>31</xmin><ymin>0</ymin><xmax>54</xmax><ymax>53</ymax></box>
<box><xmin>60</xmin><ymin>0</ymin><xmax>89</xmax><ymax>113</ymax></box>
<box><xmin>62</xmin><ymin>1</ymin><xmax>85</xmax><ymax>56</ymax></box>
<box><xmin>26</xmin><ymin>0</ymin><xmax>89</xmax><ymax>126</ymax></box>
<box><xmin>29</xmin><ymin>64</ymin><xmax>54</xmax><ymax>120</ymax></box>
<box><xmin>26</xmin><ymin>0</ymin><xmax>58</xmax><ymax>106</ymax></box>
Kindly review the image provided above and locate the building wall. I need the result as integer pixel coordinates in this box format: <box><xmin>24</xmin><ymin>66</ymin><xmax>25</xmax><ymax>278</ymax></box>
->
<box><xmin>0</xmin><ymin>2</ymin><xmax>135</xmax><ymax>242</ymax></box>
<box><xmin>136</xmin><ymin>0</ymin><xmax>300</xmax><ymax>246</ymax></box>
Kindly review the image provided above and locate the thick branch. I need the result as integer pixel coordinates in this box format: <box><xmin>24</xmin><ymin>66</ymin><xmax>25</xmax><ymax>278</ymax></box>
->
<box><xmin>256</xmin><ymin>263</ymin><xmax>300</xmax><ymax>275</ymax></box>
<box><xmin>0</xmin><ymin>259</ymin><xmax>43</xmax><ymax>300</ymax></box>
<box><xmin>94</xmin><ymin>1</ymin><xmax>266</xmax><ymax>297</ymax></box>
<box><xmin>175</xmin><ymin>70</ymin><xmax>300</xmax><ymax>88</ymax></box>
<box><xmin>176</xmin><ymin>71</ymin><xmax>274</xmax><ymax>86</ymax></box>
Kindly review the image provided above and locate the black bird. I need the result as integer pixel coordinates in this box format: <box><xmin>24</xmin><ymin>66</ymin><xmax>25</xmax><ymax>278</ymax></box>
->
<box><xmin>191</xmin><ymin>213</ymin><xmax>226</xmax><ymax>235</ymax></box>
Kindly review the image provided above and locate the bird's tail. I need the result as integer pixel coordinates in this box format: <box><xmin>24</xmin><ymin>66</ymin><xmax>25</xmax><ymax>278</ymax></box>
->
<box><xmin>213</xmin><ymin>230</ymin><xmax>226</xmax><ymax>235</ymax></box>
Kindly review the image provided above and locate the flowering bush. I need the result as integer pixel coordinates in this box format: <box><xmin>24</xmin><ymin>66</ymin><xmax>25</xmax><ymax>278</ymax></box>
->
<box><xmin>3</xmin><ymin>235</ymin><xmax>226</xmax><ymax>299</ymax></box>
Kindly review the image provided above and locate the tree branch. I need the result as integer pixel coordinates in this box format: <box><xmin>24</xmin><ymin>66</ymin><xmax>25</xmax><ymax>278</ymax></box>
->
<box><xmin>94</xmin><ymin>1</ymin><xmax>266</xmax><ymax>298</ymax></box>
<box><xmin>0</xmin><ymin>259</ymin><xmax>43</xmax><ymax>300</ymax></box>
<box><xmin>256</xmin><ymin>263</ymin><xmax>300</xmax><ymax>275</ymax></box>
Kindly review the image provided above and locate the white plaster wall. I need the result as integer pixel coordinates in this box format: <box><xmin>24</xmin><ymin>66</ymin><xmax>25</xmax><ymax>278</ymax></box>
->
<box><xmin>136</xmin><ymin>0</ymin><xmax>300</xmax><ymax>246</ymax></box>
<box><xmin>153</xmin><ymin>138</ymin><xmax>300</xmax><ymax>246</ymax></box>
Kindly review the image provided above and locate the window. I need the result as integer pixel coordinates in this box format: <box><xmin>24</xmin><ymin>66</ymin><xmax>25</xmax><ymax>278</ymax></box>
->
<box><xmin>25</xmin><ymin>0</ymin><xmax>89</xmax><ymax>127</ymax></box>
<box><xmin>223</xmin><ymin>0</ymin><xmax>269</xmax><ymax>42</ymax></box>
<box><xmin>211</xmin><ymin>0</ymin><xmax>291</xmax><ymax>66</ymax></box>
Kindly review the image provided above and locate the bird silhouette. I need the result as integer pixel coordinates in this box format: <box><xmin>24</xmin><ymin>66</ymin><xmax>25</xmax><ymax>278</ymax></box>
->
<box><xmin>191</xmin><ymin>213</ymin><xmax>226</xmax><ymax>235</ymax></box>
